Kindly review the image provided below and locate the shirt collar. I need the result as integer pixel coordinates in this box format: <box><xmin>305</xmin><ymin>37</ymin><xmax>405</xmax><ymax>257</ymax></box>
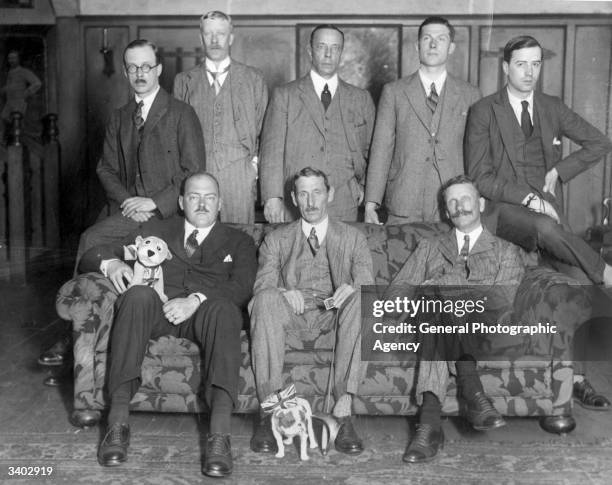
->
<box><xmin>301</xmin><ymin>216</ymin><xmax>329</xmax><ymax>243</ymax></box>
<box><xmin>184</xmin><ymin>219</ymin><xmax>215</xmax><ymax>246</ymax></box>
<box><xmin>507</xmin><ymin>86</ymin><xmax>534</xmax><ymax>121</ymax></box>
<box><xmin>418</xmin><ymin>68</ymin><xmax>447</xmax><ymax>97</ymax></box>
<box><xmin>205</xmin><ymin>56</ymin><xmax>231</xmax><ymax>73</ymax></box>
<box><xmin>134</xmin><ymin>85</ymin><xmax>160</xmax><ymax>121</ymax></box>
<box><xmin>455</xmin><ymin>225</ymin><xmax>483</xmax><ymax>254</ymax></box>
<box><xmin>310</xmin><ymin>70</ymin><xmax>339</xmax><ymax>98</ymax></box>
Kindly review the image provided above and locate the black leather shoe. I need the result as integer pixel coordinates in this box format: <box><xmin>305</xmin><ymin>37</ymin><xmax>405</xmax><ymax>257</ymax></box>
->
<box><xmin>403</xmin><ymin>424</ymin><xmax>444</xmax><ymax>463</ymax></box>
<box><xmin>465</xmin><ymin>392</ymin><xmax>506</xmax><ymax>431</ymax></box>
<box><xmin>202</xmin><ymin>433</ymin><xmax>232</xmax><ymax>478</ymax></box>
<box><xmin>97</xmin><ymin>423</ymin><xmax>129</xmax><ymax>466</ymax></box>
<box><xmin>334</xmin><ymin>416</ymin><xmax>364</xmax><ymax>455</ymax></box>
<box><xmin>250</xmin><ymin>414</ymin><xmax>277</xmax><ymax>453</ymax></box>
<box><xmin>574</xmin><ymin>379</ymin><xmax>611</xmax><ymax>411</ymax></box>
<box><xmin>38</xmin><ymin>334</ymin><xmax>71</xmax><ymax>366</ymax></box>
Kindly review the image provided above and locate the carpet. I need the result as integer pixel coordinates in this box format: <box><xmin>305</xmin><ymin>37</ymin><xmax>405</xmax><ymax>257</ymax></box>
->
<box><xmin>1</xmin><ymin>431</ymin><xmax>611</xmax><ymax>485</ymax></box>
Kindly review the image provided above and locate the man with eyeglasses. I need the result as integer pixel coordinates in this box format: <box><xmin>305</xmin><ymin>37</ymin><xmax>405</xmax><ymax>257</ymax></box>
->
<box><xmin>260</xmin><ymin>24</ymin><xmax>375</xmax><ymax>223</ymax></box>
<box><xmin>80</xmin><ymin>172</ymin><xmax>257</xmax><ymax>477</ymax></box>
<box><xmin>174</xmin><ymin>10</ymin><xmax>267</xmax><ymax>224</ymax></box>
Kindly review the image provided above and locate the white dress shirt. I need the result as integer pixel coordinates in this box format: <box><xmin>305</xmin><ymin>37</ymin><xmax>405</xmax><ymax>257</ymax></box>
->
<box><xmin>507</xmin><ymin>87</ymin><xmax>534</xmax><ymax>128</ymax></box>
<box><xmin>455</xmin><ymin>225</ymin><xmax>483</xmax><ymax>254</ymax></box>
<box><xmin>418</xmin><ymin>68</ymin><xmax>447</xmax><ymax>97</ymax></box>
<box><xmin>205</xmin><ymin>56</ymin><xmax>231</xmax><ymax>88</ymax></box>
<box><xmin>310</xmin><ymin>70</ymin><xmax>338</xmax><ymax>99</ymax></box>
<box><xmin>134</xmin><ymin>85</ymin><xmax>160</xmax><ymax>122</ymax></box>
<box><xmin>301</xmin><ymin>216</ymin><xmax>329</xmax><ymax>244</ymax></box>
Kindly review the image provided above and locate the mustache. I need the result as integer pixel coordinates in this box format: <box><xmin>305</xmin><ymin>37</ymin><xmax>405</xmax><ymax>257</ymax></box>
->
<box><xmin>449</xmin><ymin>209</ymin><xmax>473</xmax><ymax>218</ymax></box>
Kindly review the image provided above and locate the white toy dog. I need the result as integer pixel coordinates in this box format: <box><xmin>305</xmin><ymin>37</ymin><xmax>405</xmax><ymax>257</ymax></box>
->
<box><xmin>123</xmin><ymin>235</ymin><xmax>172</xmax><ymax>302</ymax></box>
<box><xmin>262</xmin><ymin>384</ymin><xmax>318</xmax><ymax>460</ymax></box>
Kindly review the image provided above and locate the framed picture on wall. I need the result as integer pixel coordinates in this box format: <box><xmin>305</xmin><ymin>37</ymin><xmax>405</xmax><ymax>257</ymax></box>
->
<box><xmin>297</xmin><ymin>24</ymin><xmax>400</xmax><ymax>105</ymax></box>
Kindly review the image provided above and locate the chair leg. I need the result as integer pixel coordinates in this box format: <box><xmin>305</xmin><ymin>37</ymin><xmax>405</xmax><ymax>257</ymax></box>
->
<box><xmin>71</xmin><ymin>410</ymin><xmax>102</xmax><ymax>428</ymax></box>
<box><xmin>539</xmin><ymin>415</ymin><xmax>576</xmax><ymax>435</ymax></box>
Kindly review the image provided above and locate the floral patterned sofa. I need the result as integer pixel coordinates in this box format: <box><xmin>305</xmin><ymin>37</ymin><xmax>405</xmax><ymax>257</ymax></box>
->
<box><xmin>56</xmin><ymin>222</ymin><xmax>588</xmax><ymax>433</ymax></box>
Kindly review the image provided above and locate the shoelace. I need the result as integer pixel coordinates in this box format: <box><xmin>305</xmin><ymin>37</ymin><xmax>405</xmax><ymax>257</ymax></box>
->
<box><xmin>413</xmin><ymin>424</ymin><xmax>434</xmax><ymax>448</ymax></box>
<box><xmin>472</xmin><ymin>393</ymin><xmax>494</xmax><ymax>413</ymax></box>
<box><xmin>208</xmin><ymin>435</ymin><xmax>229</xmax><ymax>455</ymax></box>
<box><xmin>106</xmin><ymin>425</ymin><xmax>127</xmax><ymax>443</ymax></box>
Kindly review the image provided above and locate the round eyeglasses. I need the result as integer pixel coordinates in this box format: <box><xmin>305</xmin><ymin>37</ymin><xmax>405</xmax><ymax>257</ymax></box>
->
<box><xmin>125</xmin><ymin>63</ymin><xmax>159</xmax><ymax>74</ymax></box>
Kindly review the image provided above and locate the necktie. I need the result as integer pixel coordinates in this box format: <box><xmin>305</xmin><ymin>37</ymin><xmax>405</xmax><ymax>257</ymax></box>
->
<box><xmin>308</xmin><ymin>227</ymin><xmax>320</xmax><ymax>256</ymax></box>
<box><xmin>321</xmin><ymin>84</ymin><xmax>332</xmax><ymax>112</ymax></box>
<box><xmin>521</xmin><ymin>100</ymin><xmax>533</xmax><ymax>138</ymax></box>
<box><xmin>426</xmin><ymin>82</ymin><xmax>439</xmax><ymax>113</ymax></box>
<box><xmin>133</xmin><ymin>100</ymin><xmax>145</xmax><ymax>132</ymax></box>
<box><xmin>185</xmin><ymin>229</ymin><xmax>199</xmax><ymax>257</ymax></box>
<box><xmin>459</xmin><ymin>234</ymin><xmax>470</xmax><ymax>278</ymax></box>
<box><xmin>207</xmin><ymin>66</ymin><xmax>229</xmax><ymax>95</ymax></box>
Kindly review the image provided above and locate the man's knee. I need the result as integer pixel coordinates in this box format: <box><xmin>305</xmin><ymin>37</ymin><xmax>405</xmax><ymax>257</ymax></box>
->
<box><xmin>251</xmin><ymin>288</ymin><xmax>284</xmax><ymax>308</ymax></box>
<box><xmin>534</xmin><ymin>216</ymin><xmax>565</xmax><ymax>244</ymax></box>
<box><xmin>118</xmin><ymin>285</ymin><xmax>159</xmax><ymax>307</ymax></box>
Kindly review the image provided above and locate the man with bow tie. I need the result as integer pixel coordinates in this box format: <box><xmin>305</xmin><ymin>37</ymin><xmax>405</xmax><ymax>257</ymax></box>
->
<box><xmin>174</xmin><ymin>10</ymin><xmax>268</xmax><ymax>224</ymax></box>
<box><xmin>79</xmin><ymin>172</ymin><xmax>257</xmax><ymax>478</ymax></box>
<box><xmin>260</xmin><ymin>24</ymin><xmax>375</xmax><ymax>223</ymax></box>
<box><xmin>249</xmin><ymin>167</ymin><xmax>374</xmax><ymax>456</ymax></box>
<box><xmin>389</xmin><ymin>175</ymin><xmax>524</xmax><ymax>463</ymax></box>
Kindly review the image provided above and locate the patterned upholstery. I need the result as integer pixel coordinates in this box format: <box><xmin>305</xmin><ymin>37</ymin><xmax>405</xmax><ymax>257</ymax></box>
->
<box><xmin>56</xmin><ymin>222</ymin><xmax>586</xmax><ymax>417</ymax></box>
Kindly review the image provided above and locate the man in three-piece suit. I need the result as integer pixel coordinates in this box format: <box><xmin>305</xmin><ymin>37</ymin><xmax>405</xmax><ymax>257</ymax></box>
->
<box><xmin>249</xmin><ymin>167</ymin><xmax>374</xmax><ymax>455</ymax></box>
<box><xmin>465</xmin><ymin>35</ymin><xmax>612</xmax><ymax>411</ymax></box>
<box><xmin>365</xmin><ymin>17</ymin><xmax>481</xmax><ymax>225</ymax></box>
<box><xmin>174</xmin><ymin>10</ymin><xmax>268</xmax><ymax>224</ymax></box>
<box><xmin>260</xmin><ymin>24</ymin><xmax>375</xmax><ymax>223</ymax></box>
<box><xmin>80</xmin><ymin>172</ymin><xmax>257</xmax><ymax>478</ymax></box>
<box><xmin>389</xmin><ymin>175</ymin><xmax>524</xmax><ymax>463</ymax></box>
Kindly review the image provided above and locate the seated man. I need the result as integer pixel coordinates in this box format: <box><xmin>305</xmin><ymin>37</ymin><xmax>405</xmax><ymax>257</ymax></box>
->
<box><xmin>389</xmin><ymin>175</ymin><xmax>525</xmax><ymax>463</ymax></box>
<box><xmin>249</xmin><ymin>166</ymin><xmax>374</xmax><ymax>455</ymax></box>
<box><xmin>79</xmin><ymin>172</ymin><xmax>256</xmax><ymax>478</ymax></box>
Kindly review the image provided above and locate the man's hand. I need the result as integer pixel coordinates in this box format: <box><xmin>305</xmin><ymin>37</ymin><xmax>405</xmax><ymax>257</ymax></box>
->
<box><xmin>264</xmin><ymin>198</ymin><xmax>285</xmax><ymax>223</ymax></box>
<box><xmin>129</xmin><ymin>211</ymin><xmax>155</xmax><ymax>223</ymax></box>
<box><xmin>282</xmin><ymin>289</ymin><xmax>305</xmax><ymax>315</ymax></box>
<box><xmin>331</xmin><ymin>283</ymin><xmax>356</xmax><ymax>309</ymax></box>
<box><xmin>107</xmin><ymin>260</ymin><xmax>133</xmax><ymax>293</ymax></box>
<box><xmin>163</xmin><ymin>296</ymin><xmax>200</xmax><ymax>325</ymax></box>
<box><xmin>543</xmin><ymin>168</ymin><xmax>559</xmax><ymax>197</ymax></box>
<box><xmin>364</xmin><ymin>201</ymin><xmax>381</xmax><ymax>224</ymax></box>
<box><xmin>121</xmin><ymin>197</ymin><xmax>157</xmax><ymax>218</ymax></box>
<box><xmin>527</xmin><ymin>195</ymin><xmax>561</xmax><ymax>223</ymax></box>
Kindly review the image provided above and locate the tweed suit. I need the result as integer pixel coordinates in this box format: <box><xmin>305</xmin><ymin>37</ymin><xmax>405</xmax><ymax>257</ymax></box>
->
<box><xmin>259</xmin><ymin>75</ymin><xmax>375</xmax><ymax>221</ymax></box>
<box><xmin>389</xmin><ymin>227</ymin><xmax>524</xmax><ymax>405</ymax></box>
<box><xmin>249</xmin><ymin>219</ymin><xmax>374</xmax><ymax>401</ymax></box>
<box><xmin>365</xmin><ymin>72</ymin><xmax>481</xmax><ymax>222</ymax></box>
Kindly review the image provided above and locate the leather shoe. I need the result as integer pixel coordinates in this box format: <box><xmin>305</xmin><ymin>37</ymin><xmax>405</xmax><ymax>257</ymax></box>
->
<box><xmin>334</xmin><ymin>416</ymin><xmax>364</xmax><ymax>455</ymax></box>
<box><xmin>465</xmin><ymin>392</ymin><xmax>506</xmax><ymax>431</ymax></box>
<box><xmin>403</xmin><ymin>424</ymin><xmax>444</xmax><ymax>463</ymax></box>
<box><xmin>97</xmin><ymin>423</ymin><xmax>129</xmax><ymax>466</ymax></box>
<box><xmin>202</xmin><ymin>433</ymin><xmax>232</xmax><ymax>478</ymax></box>
<box><xmin>38</xmin><ymin>335</ymin><xmax>71</xmax><ymax>366</ymax></box>
<box><xmin>574</xmin><ymin>378</ymin><xmax>611</xmax><ymax>411</ymax></box>
<box><xmin>250</xmin><ymin>414</ymin><xmax>277</xmax><ymax>453</ymax></box>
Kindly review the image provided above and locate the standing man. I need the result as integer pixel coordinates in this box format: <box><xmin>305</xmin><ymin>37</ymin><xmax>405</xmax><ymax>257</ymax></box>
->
<box><xmin>365</xmin><ymin>17</ymin><xmax>481</xmax><ymax>224</ymax></box>
<box><xmin>389</xmin><ymin>175</ymin><xmax>524</xmax><ymax>462</ymax></box>
<box><xmin>249</xmin><ymin>167</ymin><xmax>374</xmax><ymax>455</ymax></box>
<box><xmin>260</xmin><ymin>24</ymin><xmax>375</xmax><ymax>223</ymax></box>
<box><xmin>174</xmin><ymin>10</ymin><xmax>268</xmax><ymax>224</ymax></box>
<box><xmin>80</xmin><ymin>172</ymin><xmax>257</xmax><ymax>478</ymax></box>
<box><xmin>465</xmin><ymin>35</ymin><xmax>612</xmax><ymax>409</ymax></box>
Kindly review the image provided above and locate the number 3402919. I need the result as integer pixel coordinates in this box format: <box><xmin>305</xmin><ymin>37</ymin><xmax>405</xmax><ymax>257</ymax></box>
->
<box><xmin>7</xmin><ymin>466</ymin><xmax>54</xmax><ymax>476</ymax></box>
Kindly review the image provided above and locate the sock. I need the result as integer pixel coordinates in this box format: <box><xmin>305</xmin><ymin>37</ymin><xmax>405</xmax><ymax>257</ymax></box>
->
<box><xmin>455</xmin><ymin>354</ymin><xmax>483</xmax><ymax>401</ymax></box>
<box><xmin>108</xmin><ymin>380</ymin><xmax>136</xmax><ymax>425</ymax></box>
<box><xmin>210</xmin><ymin>386</ymin><xmax>233</xmax><ymax>435</ymax></box>
<box><xmin>332</xmin><ymin>394</ymin><xmax>352</xmax><ymax>418</ymax></box>
<box><xmin>419</xmin><ymin>391</ymin><xmax>441</xmax><ymax>428</ymax></box>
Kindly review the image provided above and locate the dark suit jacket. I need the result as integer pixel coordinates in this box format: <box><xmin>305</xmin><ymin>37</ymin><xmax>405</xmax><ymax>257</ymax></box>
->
<box><xmin>96</xmin><ymin>88</ymin><xmax>205</xmax><ymax>219</ymax></box>
<box><xmin>80</xmin><ymin>215</ymin><xmax>257</xmax><ymax>308</ymax></box>
<box><xmin>259</xmin><ymin>75</ymin><xmax>375</xmax><ymax>202</ymax></box>
<box><xmin>465</xmin><ymin>87</ymin><xmax>612</xmax><ymax>220</ymax></box>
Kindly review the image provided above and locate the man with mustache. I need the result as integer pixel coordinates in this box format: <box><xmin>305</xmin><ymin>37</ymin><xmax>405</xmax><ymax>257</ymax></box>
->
<box><xmin>388</xmin><ymin>175</ymin><xmax>524</xmax><ymax>462</ymax></box>
<box><xmin>465</xmin><ymin>35</ymin><xmax>612</xmax><ymax>410</ymax></box>
<box><xmin>249</xmin><ymin>167</ymin><xmax>374</xmax><ymax>455</ymax></box>
<box><xmin>174</xmin><ymin>10</ymin><xmax>267</xmax><ymax>224</ymax></box>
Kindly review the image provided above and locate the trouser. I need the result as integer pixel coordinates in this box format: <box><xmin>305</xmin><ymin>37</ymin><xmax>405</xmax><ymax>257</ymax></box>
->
<box><xmin>249</xmin><ymin>288</ymin><xmax>363</xmax><ymax>402</ymax></box>
<box><xmin>213</xmin><ymin>158</ymin><xmax>257</xmax><ymax>224</ymax></box>
<box><xmin>108</xmin><ymin>285</ymin><xmax>242</xmax><ymax>407</ymax></box>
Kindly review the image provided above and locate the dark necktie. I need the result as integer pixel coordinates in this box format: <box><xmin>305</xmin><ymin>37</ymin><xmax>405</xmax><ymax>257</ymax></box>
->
<box><xmin>321</xmin><ymin>84</ymin><xmax>332</xmax><ymax>112</ymax></box>
<box><xmin>459</xmin><ymin>234</ymin><xmax>470</xmax><ymax>278</ymax></box>
<box><xmin>133</xmin><ymin>100</ymin><xmax>145</xmax><ymax>132</ymax></box>
<box><xmin>426</xmin><ymin>82</ymin><xmax>439</xmax><ymax>113</ymax></box>
<box><xmin>207</xmin><ymin>66</ymin><xmax>229</xmax><ymax>95</ymax></box>
<box><xmin>308</xmin><ymin>227</ymin><xmax>320</xmax><ymax>256</ymax></box>
<box><xmin>521</xmin><ymin>100</ymin><xmax>533</xmax><ymax>138</ymax></box>
<box><xmin>185</xmin><ymin>229</ymin><xmax>199</xmax><ymax>257</ymax></box>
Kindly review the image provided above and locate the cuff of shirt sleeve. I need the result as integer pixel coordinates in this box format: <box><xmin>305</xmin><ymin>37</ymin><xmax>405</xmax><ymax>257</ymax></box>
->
<box><xmin>190</xmin><ymin>292</ymin><xmax>207</xmax><ymax>305</ymax></box>
<box><xmin>100</xmin><ymin>258</ymin><xmax>121</xmax><ymax>277</ymax></box>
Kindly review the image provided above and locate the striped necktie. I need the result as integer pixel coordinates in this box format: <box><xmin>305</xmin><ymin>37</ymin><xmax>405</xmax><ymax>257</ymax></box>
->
<box><xmin>133</xmin><ymin>100</ymin><xmax>145</xmax><ymax>132</ymax></box>
<box><xmin>459</xmin><ymin>234</ymin><xmax>470</xmax><ymax>278</ymax></box>
<box><xmin>207</xmin><ymin>66</ymin><xmax>230</xmax><ymax>95</ymax></box>
<box><xmin>308</xmin><ymin>227</ymin><xmax>320</xmax><ymax>256</ymax></box>
<box><xmin>426</xmin><ymin>82</ymin><xmax>439</xmax><ymax>113</ymax></box>
<box><xmin>185</xmin><ymin>229</ymin><xmax>199</xmax><ymax>257</ymax></box>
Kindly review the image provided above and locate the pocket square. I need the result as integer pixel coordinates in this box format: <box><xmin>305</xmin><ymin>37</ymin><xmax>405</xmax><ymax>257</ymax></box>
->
<box><xmin>553</xmin><ymin>137</ymin><xmax>562</xmax><ymax>146</ymax></box>
<box><xmin>223</xmin><ymin>254</ymin><xmax>232</xmax><ymax>262</ymax></box>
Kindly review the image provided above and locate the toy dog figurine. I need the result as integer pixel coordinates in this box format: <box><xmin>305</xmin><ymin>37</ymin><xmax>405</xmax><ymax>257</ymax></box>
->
<box><xmin>261</xmin><ymin>384</ymin><xmax>318</xmax><ymax>460</ymax></box>
<box><xmin>123</xmin><ymin>235</ymin><xmax>172</xmax><ymax>302</ymax></box>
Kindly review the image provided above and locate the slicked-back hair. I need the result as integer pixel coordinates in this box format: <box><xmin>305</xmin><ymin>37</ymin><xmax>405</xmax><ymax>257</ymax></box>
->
<box><xmin>123</xmin><ymin>39</ymin><xmax>162</xmax><ymax>66</ymax></box>
<box><xmin>310</xmin><ymin>24</ymin><xmax>344</xmax><ymax>48</ymax></box>
<box><xmin>181</xmin><ymin>171</ymin><xmax>220</xmax><ymax>196</ymax></box>
<box><xmin>291</xmin><ymin>167</ymin><xmax>331</xmax><ymax>194</ymax></box>
<box><xmin>418</xmin><ymin>16</ymin><xmax>455</xmax><ymax>42</ymax></box>
<box><xmin>200</xmin><ymin>10</ymin><xmax>233</xmax><ymax>33</ymax></box>
<box><xmin>503</xmin><ymin>35</ymin><xmax>542</xmax><ymax>63</ymax></box>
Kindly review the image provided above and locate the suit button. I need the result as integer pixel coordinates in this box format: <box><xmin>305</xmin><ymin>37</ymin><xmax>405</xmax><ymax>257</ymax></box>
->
<box><xmin>425</xmin><ymin>157</ymin><xmax>431</xmax><ymax>162</ymax></box>
<box><xmin>320</xmin><ymin>147</ymin><xmax>324</xmax><ymax>152</ymax></box>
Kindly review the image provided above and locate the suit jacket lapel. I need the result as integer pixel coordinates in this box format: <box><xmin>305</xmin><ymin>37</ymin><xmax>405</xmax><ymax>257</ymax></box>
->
<box><xmin>533</xmin><ymin>92</ymin><xmax>555</xmax><ymax>170</ymax></box>
<box><xmin>200</xmin><ymin>222</ymin><xmax>229</xmax><ymax>261</ymax></box>
<box><xmin>298</xmin><ymin>76</ymin><xmax>325</xmax><ymax>136</ymax></box>
<box><xmin>164</xmin><ymin>217</ymin><xmax>187</xmax><ymax>259</ymax></box>
<box><xmin>325</xmin><ymin>221</ymin><xmax>346</xmax><ymax>289</ymax></box>
<box><xmin>337</xmin><ymin>80</ymin><xmax>357</xmax><ymax>152</ymax></box>
<box><xmin>438</xmin><ymin>76</ymin><xmax>460</xmax><ymax>133</ymax></box>
<box><xmin>141</xmin><ymin>88</ymin><xmax>168</xmax><ymax>139</ymax></box>
<box><xmin>119</xmin><ymin>99</ymin><xmax>137</xmax><ymax>172</ymax></box>
<box><xmin>469</xmin><ymin>227</ymin><xmax>495</xmax><ymax>256</ymax></box>
<box><xmin>402</xmin><ymin>73</ymin><xmax>433</xmax><ymax>132</ymax></box>
<box><xmin>492</xmin><ymin>89</ymin><xmax>519</xmax><ymax>167</ymax></box>
<box><xmin>438</xmin><ymin>230</ymin><xmax>458</xmax><ymax>263</ymax></box>
<box><xmin>280</xmin><ymin>222</ymin><xmax>303</xmax><ymax>289</ymax></box>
